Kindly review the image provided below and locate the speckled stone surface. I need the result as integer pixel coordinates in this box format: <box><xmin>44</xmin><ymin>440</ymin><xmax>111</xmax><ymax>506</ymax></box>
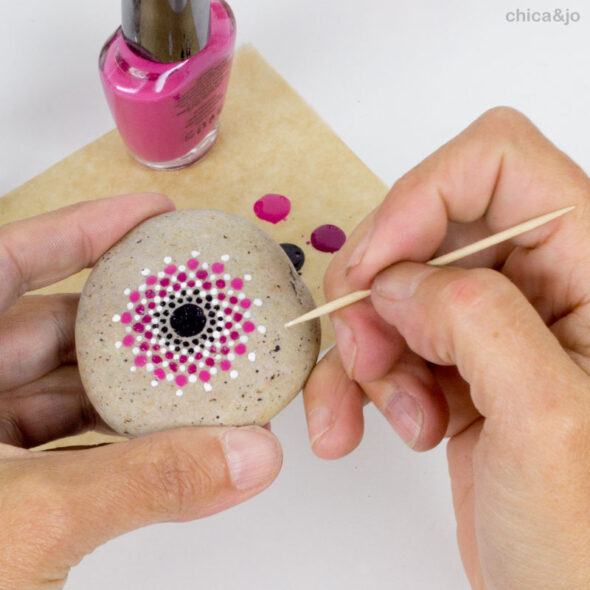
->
<box><xmin>75</xmin><ymin>209</ymin><xmax>321</xmax><ymax>436</ymax></box>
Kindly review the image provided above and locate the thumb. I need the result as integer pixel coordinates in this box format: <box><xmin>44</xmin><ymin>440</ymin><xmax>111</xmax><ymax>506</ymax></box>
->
<box><xmin>5</xmin><ymin>426</ymin><xmax>281</xmax><ymax>581</ymax></box>
<box><xmin>371</xmin><ymin>262</ymin><xmax>579</xmax><ymax>421</ymax></box>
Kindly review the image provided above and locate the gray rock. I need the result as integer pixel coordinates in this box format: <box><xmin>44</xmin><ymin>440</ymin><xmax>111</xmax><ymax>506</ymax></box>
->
<box><xmin>76</xmin><ymin>209</ymin><xmax>320</xmax><ymax>436</ymax></box>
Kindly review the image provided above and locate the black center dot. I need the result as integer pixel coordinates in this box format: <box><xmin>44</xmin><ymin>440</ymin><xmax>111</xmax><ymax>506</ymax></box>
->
<box><xmin>170</xmin><ymin>303</ymin><xmax>207</xmax><ymax>338</ymax></box>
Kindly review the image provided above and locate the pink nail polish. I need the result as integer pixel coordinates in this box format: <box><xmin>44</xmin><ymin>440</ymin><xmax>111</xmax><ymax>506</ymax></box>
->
<box><xmin>99</xmin><ymin>0</ymin><xmax>236</xmax><ymax>170</ymax></box>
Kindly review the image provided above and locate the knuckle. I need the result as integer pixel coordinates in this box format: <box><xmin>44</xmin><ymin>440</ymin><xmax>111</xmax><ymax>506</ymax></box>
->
<box><xmin>479</xmin><ymin>105</ymin><xmax>531</xmax><ymax>131</ymax></box>
<box><xmin>138</xmin><ymin>435</ymin><xmax>220</xmax><ymax>517</ymax></box>
<box><xmin>441</xmin><ymin>268</ymin><xmax>502</xmax><ymax>315</ymax></box>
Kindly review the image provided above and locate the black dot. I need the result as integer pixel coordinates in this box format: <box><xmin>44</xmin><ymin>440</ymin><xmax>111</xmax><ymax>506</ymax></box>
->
<box><xmin>183</xmin><ymin>341</ymin><xmax>190</xmax><ymax>347</ymax></box>
<box><xmin>170</xmin><ymin>303</ymin><xmax>207</xmax><ymax>338</ymax></box>
<box><xmin>206</xmin><ymin>295</ymin><xmax>213</xmax><ymax>302</ymax></box>
<box><xmin>175</xmin><ymin>346</ymin><xmax>180</xmax><ymax>352</ymax></box>
<box><xmin>196</xmin><ymin>298</ymin><xmax>203</xmax><ymax>304</ymax></box>
<box><xmin>208</xmin><ymin>311</ymin><xmax>216</xmax><ymax>318</ymax></box>
<box><xmin>192</xmin><ymin>339</ymin><xmax>199</xmax><ymax>345</ymax></box>
<box><xmin>166</xmin><ymin>334</ymin><xmax>173</xmax><ymax>340</ymax></box>
<box><xmin>174</xmin><ymin>339</ymin><xmax>181</xmax><ymax>345</ymax></box>
<box><xmin>163</xmin><ymin>310</ymin><xmax>170</xmax><ymax>317</ymax></box>
<box><xmin>206</xmin><ymin>328</ymin><xmax>213</xmax><ymax>334</ymax></box>
<box><xmin>188</xmin><ymin>348</ymin><xmax>194</xmax><ymax>354</ymax></box>
<box><xmin>177</xmin><ymin>298</ymin><xmax>184</xmax><ymax>304</ymax></box>
<box><xmin>169</xmin><ymin>303</ymin><xmax>176</xmax><ymax>309</ymax></box>
<box><xmin>154</xmin><ymin>313</ymin><xmax>161</xmax><ymax>318</ymax></box>
<box><xmin>216</xmin><ymin>327</ymin><xmax>222</xmax><ymax>332</ymax></box>
<box><xmin>181</xmin><ymin>290</ymin><xmax>187</xmax><ymax>296</ymax></box>
<box><xmin>161</xmin><ymin>327</ymin><xmax>168</xmax><ymax>334</ymax></box>
<box><xmin>208</xmin><ymin>337</ymin><xmax>215</xmax><ymax>343</ymax></box>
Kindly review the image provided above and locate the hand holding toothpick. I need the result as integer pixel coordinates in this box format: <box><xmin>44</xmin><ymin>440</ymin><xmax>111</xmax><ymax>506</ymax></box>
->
<box><xmin>285</xmin><ymin>205</ymin><xmax>575</xmax><ymax>327</ymax></box>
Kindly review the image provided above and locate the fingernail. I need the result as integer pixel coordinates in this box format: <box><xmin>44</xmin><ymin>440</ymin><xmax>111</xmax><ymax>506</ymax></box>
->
<box><xmin>332</xmin><ymin>317</ymin><xmax>357</xmax><ymax>380</ymax></box>
<box><xmin>222</xmin><ymin>428</ymin><xmax>281</xmax><ymax>490</ymax></box>
<box><xmin>308</xmin><ymin>407</ymin><xmax>334</xmax><ymax>446</ymax></box>
<box><xmin>345</xmin><ymin>228</ymin><xmax>372</xmax><ymax>275</ymax></box>
<box><xmin>383</xmin><ymin>390</ymin><xmax>423</xmax><ymax>448</ymax></box>
<box><xmin>374</xmin><ymin>264</ymin><xmax>438</xmax><ymax>300</ymax></box>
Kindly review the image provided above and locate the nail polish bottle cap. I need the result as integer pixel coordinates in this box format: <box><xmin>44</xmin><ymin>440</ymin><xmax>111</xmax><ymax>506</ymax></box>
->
<box><xmin>122</xmin><ymin>0</ymin><xmax>211</xmax><ymax>63</ymax></box>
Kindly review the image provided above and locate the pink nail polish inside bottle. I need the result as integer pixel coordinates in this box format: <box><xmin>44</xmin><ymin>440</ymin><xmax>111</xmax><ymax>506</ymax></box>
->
<box><xmin>99</xmin><ymin>0</ymin><xmax>236</xmax><ymax>169</ymax></box>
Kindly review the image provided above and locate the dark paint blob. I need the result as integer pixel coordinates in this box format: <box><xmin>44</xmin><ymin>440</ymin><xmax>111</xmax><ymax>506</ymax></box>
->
<box><xmin>253</xmin><ymin>194</ymin><xmax>291</xmax><ymax>224</ymax></box>
<box><xmin>280</xmin><ymin>243</ymin><xmax>305</xmax><ymax>271</ymax></box>
<box><xmin>170</xmin><ymin>303</ymin><xmax>207</xmax><ymax>337</ymax></box>
<box><xmin>310</xmin><ymin>224</ymin><xmax>346</xmax><ymax>253</ymax></box>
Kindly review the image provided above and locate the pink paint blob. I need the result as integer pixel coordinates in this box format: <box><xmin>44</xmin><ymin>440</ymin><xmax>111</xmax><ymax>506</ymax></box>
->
<box><xmin>310</xmin><ymin>224</ymin><xmax>347</xmax><ymax>253</ymax></box>
<box><xmin>243</xmin><ymin>321</ymin><xmax>255</xmax><ymax>333</ymax></box>
<box><xmin>253</xmin><ymin>194</ymin><xmax>291</xmax><ymax>224</ymax></box>
<box><xmin>121</xmin><ymin>312</ymin><xmax>132</xmax><ymax>324</ymax></box>
<box><xmin>240</xmin><ymin>299</ymin><xmax>251</xmax><ymax>309</ymax></box>
<box><xmin>199</xmin><ymin>370</ymin><xmax>211</xmax><ymax>382</ymax></box>
<box><xmin>175</xmin><ymin>375</ymin><xmax>188</xmax><ymax>387</ymax></box>
<box><xmin>129</xmin><ymin>291</ymin><xmax>140</xmax><ymax>303</ymax></box>
<box><xmin>160</xmin><ymin>278</ymin><xmax>170</xmax><ymax>286</ymax></box>
<box><xmin>187</xmin><ymin>259</ymin><xmax>199</xmax><ymax>270</ymax></box>
<box><xmin>220</xmin><ymin>360</ymin><xmax>231</xmax><ymax>371</ymax></box>
<box><xmin>146</xmin><ymin>275</ymin><xmax>157</xmax><ymax>285</ymax></box>
<box><xmin>196</xmin><ymin>270</ymin><xmax>208</xmax><ymax>280</ymax></box>
<box><xmin>134</xmin><ymin>355</ymin><xmax>147</xmax><ymax>367</ymax></box>
<box><xmin>165</xmin><ymin>265</ymin><xmax>177</xmax><ymax>275</ymax></box>
<box><xmin>177</xmin><ymin>272</ymin><xmax>187</xmax><ymax>282</ymax></box>
<box><xmin>122</xmin><ymin>335</ymin><xmax>135</xmax><ymax>346</ymax></box>
<box><xmin>235</xmin><ymin>343</ymin><xmax>246</xmax><ymax>355</ymax></box>
<box><xmin>211</xmin><ymin>262</ymin><xmax>224</xmax><ymax>274</ymax></box>
<box><xmin>205</xmin><ymin>358</ymin><xmax>215</xmax><ymax>367</ymax></box>
<box><xmin>231</xmin><ymin>277</ymin><xmax>243</xmax><ymax>290</ymax></box>
<box><xmin>154</xmin><ymin>368</ymin><xmax>166</xmax><ymax>380</ymax></box>
<box><xmin>188</xmin><ymin>364</ymin><xmax>197</xmax><ymax>374</ymax></box>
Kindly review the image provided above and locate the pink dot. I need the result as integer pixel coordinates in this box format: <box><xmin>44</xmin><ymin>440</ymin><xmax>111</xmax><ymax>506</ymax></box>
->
<box><xmin>224</xmin><ymin>308</ymin><xmax>232</xmax><ymax>315</ymax></box>
<box><xmin>129</xmin><ymin>291</ymin><xmax>140</xmax><ymax>303</ymax></box>
<box><xmin>205</xmin><ymin>357</ymin><xmax>215</xmax><ymax>367</ymax></box>
<box><xmin>230</xmin><ymin>331</ymin><xmax>239</xmax><ymax>340</ymax></box>
<box><xmin>160</xmin><ymin>278</ymin><xmax>170</xmax><ymax>287</ymax></box>
<box><xmin>212</xmin><ymin>262</ymin><xmax>224</xmax><ymax>274</ymax></box>
<box><xmin>159</xmin><ymin>289</ymin><xmax>167</xmax><ymax>297</ymax></box>
<box><xmin>165</xmin><ymin>265</ymin><xmax>177</xmax><ymax>275</ymax></box>
<box><xmin>243</xmin><ymin>321</ymin><xmax>255</xmax><ymax>333</ymax></box>
<box><xmin>203</xmin><ymin>282</ymin><xmax>212</xmax><ymax>290</ymax></box>
<box><xmin>152</xmin><ymin>344</ymin><xmax>160</xmax><ymax>351</ymax></box>
<box><xmin>240</xmin><ymin>299</ymin><xmax>252</xmax><ymax>309</ymax></box>
<box><xmin>220</xmin><ymin>360</ymin><xmax>231</xmax><ymax>371</ymax></box>
<box><xmin>154</xmin><ymin>368</ymin><xmax>166</xmax><ymax>380</ymax></box>
<box><xmin>225</xmin><ymin>322</ymin><xmax>233</xmax><ymax>329</ymax></box>
<box><xmin>146</xmin><ymin>275</ymin><xmax>157</xmax><ymax>285</ymax></box>
<box><xmin>235</xmin><ymin>343</ymin><xmax>246</xmax><ymax>355</ymax></box>
<box><xmin>221</xmin><ymin>346</ymin><xmax>230</xmax><ymax>355</ymax></box>
<box><xmin>187</xmin><ymin>280</ymin><xmax>196</xmax><ymax>288</ymax></box>
<box><xmin>196</xmin><ymin>270</ymin><xmax>208</xmax><ymax>280</ymax></box>
<box><xmin>134</xmin><ymin>355</ymin><xmax>147</xmax><ymax>367</ymax></box>
<box><xmin>148</xmin><ymin>302</ymin><xmax>156</xmax><ymax>309</ymax></box>
<box><xmin>135</xmin><ymin>304</ymin><xmax>145</xmax><ymax>314</ymax></box>
<box><xmin>175</xmin><ymin>375</ymin><xmax>188</xmax><ymax>387</ymax></box>
<box><xmin>121</xmin><ymin>312</ymin><xmax>132</xmax><ymax>324</ymax></box>
<box><xmin>144</xmin><ymin>331</ymin><xmax>153</xmax><ymax>339</ymax></box>
<box><xmin>216</xmin><ymin>279</ymin><xmax>226</xmax><ymax>288</ymax></box>
<box><xmin>132</xmin><ymin>323</ymin><xmax>144</xmax><ymax>333</ymax></box>
<box><xmin>188</xmin><ymin>364</ymin><xmax>197</xmax><ymax>374</ymax></box>
<box><xmin>231</xmin><ymin>278</ymin><xmax>243</xmax><ymax>290</ymax></box>
<box><xmin>218</xmin><ymin>293</ymin><xmax>226</xmax><ymax>300</ymax></box>
<box><xmin>209</xmin><ymin>346</ymin><xmax>217</xmax><ymax>353</ymax></box>
<box><xmin>196</xmin><ymin>352</ymin><xmax>203</xmax><ymax>360</ymax></box>
<box><xmin>220</xmin><ymin>336</ymin><xmax>227</xmax><ymax>344</ymax></box>
<box><xmin>177</xmin><ymin>272</ymin><xmax>187</xmax><ymax>282</ymax></box>
<box><xmin>140</xmin><ymin>342</ymin><xmax>149</xmax><ymax>351</ymax></box>
<box><xmin>123</xmin><ymin>335</ymin><xmax>134</xmax><ymax>347</ymax></box>
<box><xmin>229</xmin><ymin>296</ymin><xmax>238</xmax><ymax>305</ymax></box>
<box><xmin>173</xmin><ymin>283</ymin><xmax>181</xmax><ymax>291</ymax></box>
<box><xmin>199</xmin><ymin>370</ymin><xmax>211</xmax><ymax>382</ymax></box>
<box><xmin>141</xmin><ymin>315</ymin><xmax>151</xmax><ymax>324</ymax></box>
<box><xmin>179</xmin><ymin>355</ymin><xmax>188</xmax><ymax>364</ymax></box>
<box><xmin>169</xmin><ymin>362</ymin><xmax>178</xmax><ymax>373</ymax></box>
<box><xmin>152</xmin><ymin>355</ymin><xmax>162</xmax><ymax>364</ymax></box>
<box><xmin>145</xmin><ymin>289</ymin><xmax>156</xmax><ymax>299</ymax></box>
<box><xmin>233</xmin><ymin>313</ymin><xmax>243</xmax><ymax>322</ymax></box>
<box><xmin>165</xmin><ymin>351</ymin><xmax>174</xmax><ymax>360</ymax></box>
<box><xmin>187</xmin><ymin>258</ymin><xmax>199</xmax><ymax>270</ymax></box>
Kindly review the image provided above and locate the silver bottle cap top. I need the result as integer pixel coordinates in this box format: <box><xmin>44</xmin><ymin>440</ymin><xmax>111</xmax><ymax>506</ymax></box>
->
<box><xmin>122</xmin><ymin>0</ymin><xmax>211</xmax><ymax>63</ymax></box>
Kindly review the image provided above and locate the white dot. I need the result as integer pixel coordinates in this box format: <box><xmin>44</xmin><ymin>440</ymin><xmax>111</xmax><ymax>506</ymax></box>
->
<box><xmin>112</xmin><ymin>314</ymin><xmax>121</xmax><ymax>323</ymax></box>
<box><xmin>164</xmin><ymin>256</ymin><xmax>172</xmax><ymax>264</ymax></box>
<box><xmin>127</xmin><ymin>302</ymin><xmax>133</xmax><ymax>310</ymax></box>
<box><xmin>179</xmin><ymin>365</ymin><xmax>186</xmax><ymax>372</ymax></box>
<box><xmin>238</xmin><ymin>293</ymin><xmax>245</xmax><ymax>300</ymax></box>
<box><xmin>166</xmin><ymin>374</ymin><xmax>174</xmax><ymax>381</ymax></box>
<box><xmin>228</xmin><ymin>353</ymin><xmax>235</xmax><ymax>361</ymax></box>
<box><xmin>176</xmin><ymin>390</ymin><xmax>184</xmax><ymax>397</ymax></box>
<box><xmin>248</xmin><ymin>352</ymin><xmax>256</xmax><ymax>362</ymax></box>
<box><xmin>196</xmin><ymin>280</ymin><xmax>202</xmax><ymax>288</ymax></box>
<box><xmin>253</xmin><ymin>299</ymin><xmax>262</xmax><ymax>307</ymax></box>
<box><xmin>159</xmin><ymin>338</ymin><xmax>166</xmax><ymax>346</ymax></box>
<box><xmin>178</xmin><ymin>265</ymin><xmax>186</xmax><ymax>272</ymax></box>
<box><xmin>130</xmin><ymin>366</ymin><xmax>137</xmax><ymax>372</ymax></box>
<box><xmin>230</xmin><ymin>370</ymin><xmax>238</xmax><ymax>379</ymax></box>
<box><xmin>204</xmin><ymin>383</ymin><xmax>213</xmax><ymax>392</ymax></box>
<box><xmin>202</xmin><ymin>350</ymin><xmax>209</xmax><ymax>358</ymax></box>
<box><xmin>189</xmin><ymin>271</ymin><xmax>196</xmax><ymax>279</ymax></box>
<box><xmin>167</xmin><ymin>286</ymin><xmax>173</xmax><ymax>292</ymax></box>
<box><xmin>173</xmin><ymin>354</ymin><xmax>179</xmax><ymax>360</ymax></box>
<box><xmin>158</xmin><ymin>271</ymin><xmax>164</xmax><ymax>278</ymax></box>
<box><xmin>202</xmin><ymin>262</ymin><xmax>209</xmax><ymax>269</ymax></box>
<box><xmin>115</xmin><ymin>341</ymin><xmax>122</xmax><ymax>349</ymax></box>
<box><xmin>134</xmin><ymin>314</ymin><xmax>140</xmax><ymax>321</ymax></box>
<box><xmin>124</xmin><ymin>288</ymin><xmax>131</xmax><ymax>295</ymax></box>
<box><xmin>151</xmin><ymin>338</ymin><xmax>157</xmax><ymax>344</ymax></box>
<box><xmin>155</xmin><ymin>296</ymin><xmax>161</xmax><ymax>303</ymax></box>
<box><xmin>257</xmin><ymin>326</ymin><xmax>267</xmax><ymax>334</ymax></box>
<box><xmin>141</xmin><ymin>268</ymin><xmax>150</xmax><ymax>276</ymax></box>
<box><xmin>240</xmin><ymin>335</ymin><xmax>248</xmax><ymax>343</ymax></box>
<box><xmin>223</xmin><ymin>274</ymin><xmax>230</xmax><ymax>280</ymax></box>
<box><xmin>191</xmin><ymin>250</ymin><xmax>199</xmax><ymax>257</ymax></box>
<box><xmin>132</xmin><ymin>347</ymin><xmax>139</xmax><ymax>354</ymax></box>
<box><xmin>126</xmin><ymin>327</ymin><xmax>132</xmax><ymax>333</ymax></box>
<box><xmin>146</xmin><ymin>363</ymin><xmax>154</xmax><ymax>371</ymax></box>
<box><xmin>152</xmin><ymin>328</ymin><xmax>160</xmax><ymax>335</ymax></box>
<box><xmin>244</xmin><ymin>311</ymin><xmax>251</xmax><ymax>318</ymax></box>
<box><xmin>221</xmin><ymin>254</ymin><xmax>229</xmax><ymax>261</ymax></box>
<box><xmin>211</xmin><ymin>288</ymin><xmax>218</xmax><ymax>295</ymax></box>
<box><xmin>157</xmin><ymin>305</ymin><xmax>163</xmax><ymax>311</ymax></box>
<box><xmin>163</xmin><ymin>361</ymin><xmax>169</xmax><ymax>367</ymax></box>
<box><xmin>151</xmin><ymin>380</ymin><xmax>158</xmax><ymax>387</ymax></box>
<box><xmin>215</xmin><ymin>354</ymin><xmax>221</xmax><ymax>360</ymax></box>
<box><xmin>146</xmin><ymin>351</ymin><xmax>152</xmax><ymax>357</ymax></box>
<box><xmin>199</xmin><ymin>362</ymin><xmax>205</xmax><ymax>368</ymax></box>
<box><xmin>228</xmin><ymin>290</ymin><xmax>234</xmax><ymax>296</ymax></box>
<box><xmin>244</xmin><ymin>274</ymin><xmax>252</xmax><ymax>281</ymax></box>
<box><xmin>189</xmin><ymin>375</ymin><xmax>197</xmax><ymax>383</ymax></box>
<box><xmin>223</xmin><ymin>329</ymin><xmax>230</xmax><ymax>336</ymax></box>
<box><xmin>136</xmin><ymin>336</ymin><xmax>142</xmax><ymax>342</ymax></box>
<box><xmin>181</xmin><ymin>348</ymin><xmax>188</xmax><ymax>355</ymax></box>
<box><xmin>141</xmin><ymin>299</ymin><xmax>147</xmax><ymax>305</ymax></box>
<box><xmin>139</xmin><ymin>284</ymin><xmax>146</xmax><ymax>292</ymax></box>
<box><xmin>210</xmin><ymin>367</ymin><xmax>217</xmax><ymax>375</ymax></box>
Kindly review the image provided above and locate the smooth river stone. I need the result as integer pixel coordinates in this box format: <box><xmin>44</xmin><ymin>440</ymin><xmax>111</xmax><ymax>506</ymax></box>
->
<box><xmin>75</xmin><ymin>209</ymin><xmax>321</xmax><ymax>436</ymax></box>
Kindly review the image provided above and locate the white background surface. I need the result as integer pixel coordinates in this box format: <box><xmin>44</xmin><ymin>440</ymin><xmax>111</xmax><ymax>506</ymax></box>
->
<box><xmin>1</xmin><ymin>1</ymin><xmax>588</xmax><ymax>589</ymax></box>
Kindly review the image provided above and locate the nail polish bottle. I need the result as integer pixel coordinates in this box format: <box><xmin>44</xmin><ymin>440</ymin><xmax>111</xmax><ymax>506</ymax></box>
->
<box><xmin>99</xmin><ymin>0</ymin><xmax>236</xmax><ymax>170</ymax></box>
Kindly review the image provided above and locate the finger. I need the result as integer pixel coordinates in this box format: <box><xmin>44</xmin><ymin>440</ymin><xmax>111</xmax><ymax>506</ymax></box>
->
<box><xmin>0</xmin><ymin>426</ymin><xmax>282</xmax><ymax>580</ymax></box>
<box><xmin>324</xmin><ymin>211</ymin><xmax>405</xmax><ymax>383</ymax></box>
<box><xmin>0</xmin><ymin>193</ymin><xmax>175</xmax><ymax>313</ymax></box>
<box><xmin>0</xmin><ymin>294</ymin><xmax>78</xmax><ymax>391</ymax></box>
<box><xmin>0</xmin><ymin>365</ymin><xmax>115</xmax><ymax>448</ymax></box>
<box><xmin>303</xmin><ymin>347</ymin><xmax>365</xmax><ymax>459</ymax></box>
<box><xmin>371</xmin><ymin>263</ymin><xmax>583</xmax><ymax>421</ymax></box>
<box><xmin>361</xmin><ymin>349</ymin><xmax>449</xmax><ymax>451</ymax></box>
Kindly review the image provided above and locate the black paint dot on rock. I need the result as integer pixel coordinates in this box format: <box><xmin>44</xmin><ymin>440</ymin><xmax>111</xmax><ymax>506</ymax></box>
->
<box><xmin>280</xmin><ymin>243</ymin><xmax>305</xmax><ymax>271</ymax></box>
<box><xmin>170</xmin><ymin>304</ymin><xmax>207</xmax><ymax>338</ymax></box>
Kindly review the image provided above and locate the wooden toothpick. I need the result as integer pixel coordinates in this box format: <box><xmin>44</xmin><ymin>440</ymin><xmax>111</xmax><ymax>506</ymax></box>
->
<box><xmin>285</xmin><ymin>205</ymin><xmax>575</xmax><ymax>328</ymax></box>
